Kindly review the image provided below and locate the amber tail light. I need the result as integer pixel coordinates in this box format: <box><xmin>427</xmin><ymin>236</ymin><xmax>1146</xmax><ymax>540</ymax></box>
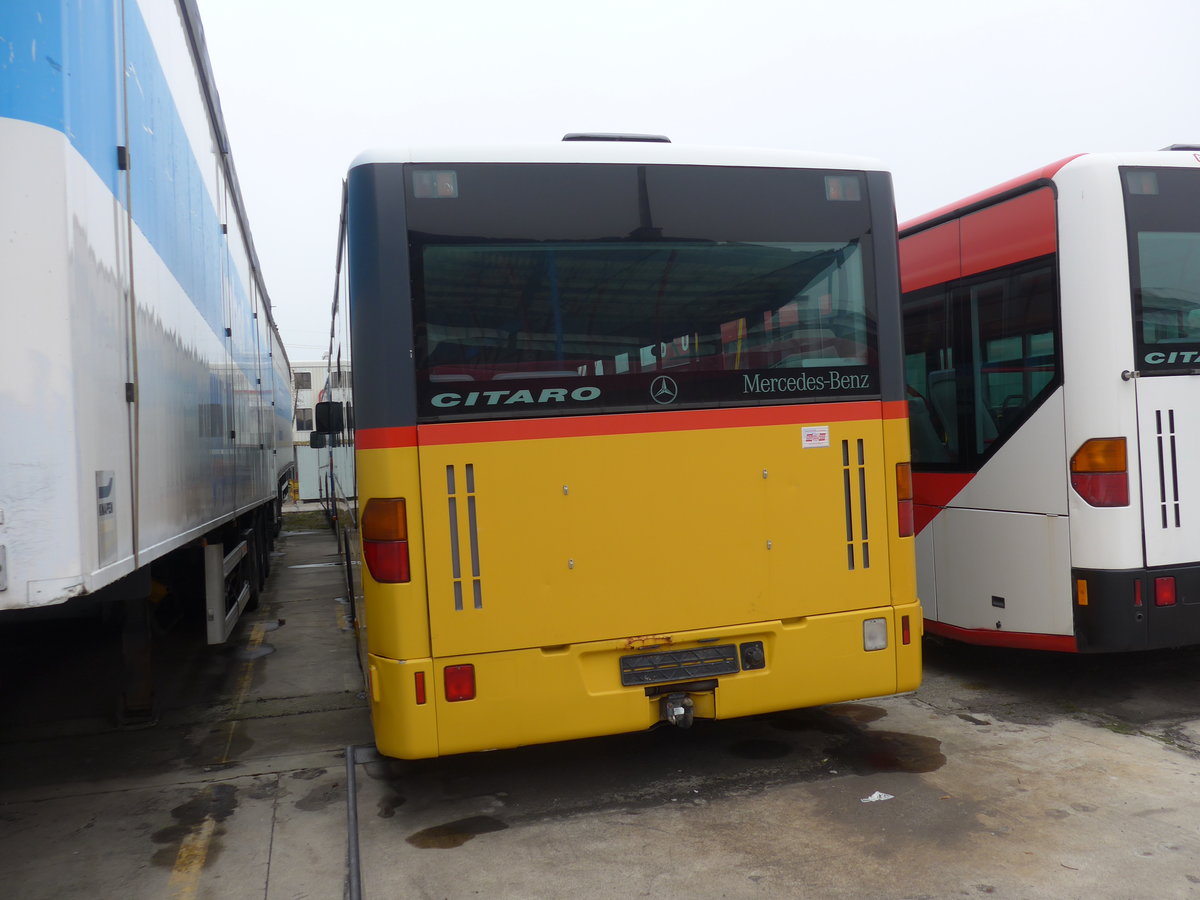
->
<box><xmin>1070</xmin><ymin>438</ymin><xmax>1129</xmax><ymax>507</ymax></box>
<box><xmin>362</xmin><ymin>498</ymin><xmax>411</xmax><ymax>583</ymax></box>
<box><xmin>896</xmin><ymin>462</ymin><xmax>914</xmax><ymax>537</ymax></box>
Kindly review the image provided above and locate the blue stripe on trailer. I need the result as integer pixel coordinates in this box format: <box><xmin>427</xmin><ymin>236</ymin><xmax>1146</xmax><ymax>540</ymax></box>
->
<box><xmin>1</xmin><ymin>0</ymin><xmax>255</xmax><ymax>360</ymax></box>
<box><xmin>1</xmin><ymin>1</ymin><xmax>122</xmax><ymax>194</ymax></box>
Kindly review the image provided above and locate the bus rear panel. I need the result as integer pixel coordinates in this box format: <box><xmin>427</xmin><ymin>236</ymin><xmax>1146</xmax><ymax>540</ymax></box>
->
<box><xmin>336</xmin><ymin>146</ymin><xmax>921</xmax><ymax>757</ymax></box>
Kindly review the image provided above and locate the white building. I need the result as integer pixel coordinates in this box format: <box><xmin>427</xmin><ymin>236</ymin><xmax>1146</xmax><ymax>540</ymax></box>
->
<box><xmin>291</xmin><ymin>361</ymin><xmax>352</xmax><ymax>501</ymax></box>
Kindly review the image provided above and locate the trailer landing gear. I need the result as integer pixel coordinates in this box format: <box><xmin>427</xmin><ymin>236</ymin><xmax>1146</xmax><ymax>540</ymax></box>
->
<box><xmin>116</xmin><ymin>568</ymin><xmax>157</xmax><ymax>727</ymax></box>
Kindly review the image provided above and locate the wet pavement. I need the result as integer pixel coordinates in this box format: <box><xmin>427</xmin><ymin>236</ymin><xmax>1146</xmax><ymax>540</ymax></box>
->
<box><xmin>0</xmin><ymin>521</ymin><xmax>369</xmax><ymax>900</ymax></box>
<box><xmin>3</xmin><ymin>518</ymin><xmax>1200</xmax><ymax>898</ymax></box>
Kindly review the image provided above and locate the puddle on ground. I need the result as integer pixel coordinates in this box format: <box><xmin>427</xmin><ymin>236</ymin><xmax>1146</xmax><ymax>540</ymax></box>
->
<box><xmin>287</xmin><ymin>562</ymin><xmax>340</xmax><ymax>569</ymax></box>
<box><xmin>407</xmin><ymin>815</ymin><xmax>509</xmax><ymax>849</ymax></box>
<box><xmin>765</xmin><ymin>704</ymin><xmax>945</xmax><ymax>775</ymax></box>
<box><xmin>244</xmin><ymin>778</ymin><xmax>280</xmax><ymax>801</ymax></box>
<box><xmin>186</xmin><ymin>726</ymin><xmax>255</xmax><ymax>769</ymax></box>
<box><xmin>150</xmin><ymin>783</ymin><xmax>238</xmax><ymax>866</ymax></box>
<box><xmin>827</xmin><ymin>730</ymin><xmax>946</xmax><ymax>775</ymax></box>
<box><xmin>957</xmin><ymin>713</ymin><xmax>990</xmax><ymax>726</ymax></box>
<box><xmin>378</xmin><ymin>793</ymin><xmax>407</xmax><ymax>819</ymax></box>
<box><xmin>294</xmin><ymin>781</ymin><xmax>343</xmax><ymax>812</ymax></box>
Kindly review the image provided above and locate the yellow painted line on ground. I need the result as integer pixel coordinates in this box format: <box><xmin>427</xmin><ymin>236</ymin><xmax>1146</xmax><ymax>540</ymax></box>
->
<box><xmin>170</xmin><ymin>621</ymin><xmax>266</xmax><ymax>896</ymax></box>
<box><xmin>220</xmin><ymin>621</ymin><xmax>266</xmax><ymax>764</ymax></box>
<box><xmin>167</xmin><ymin>803</ymin><xmax>217</xmax><ymax>900</ymax></box>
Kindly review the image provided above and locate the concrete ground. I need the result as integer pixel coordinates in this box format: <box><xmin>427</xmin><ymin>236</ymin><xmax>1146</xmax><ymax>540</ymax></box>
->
<box><xmin>0</xmin><ymin>518</ymin><xmax>370</xmax><ymax>900</ymax></box>
<box><xmin>355</xmin><ymin>647</ymin><xmax>1200</xmax><ymax>899</ymax></box>
<box><xmin>3</xmin><ymin>518</ymin><xmax>1200</xmax><ymax>899</ymax></box>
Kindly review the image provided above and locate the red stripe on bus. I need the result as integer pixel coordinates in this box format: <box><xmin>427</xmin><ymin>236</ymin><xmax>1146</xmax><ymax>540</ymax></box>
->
<box><xmin>899</xmin><ymin>155</ymin><xmax>1082</xmax><ymax>234</ymax></box>
<box><xmin>925</xmin><ymin>619</ymin><xmax>1078</xmax><ymax>653</ymax></box>
<box><xmin>900</xmin><ymin>188</ymin><xmax>1057</xmax><ymax>294</ymax></box>
<box><xmin>356</xmin><ymin>402</ymin><xmax>907</xmax><ymax>450</ymax></box>
<box><xmin>357</xmin><ymin>426</ymin><xmax>418</xmax><ymax>449</ymax></box>
<box><xmin>376</xmin><ymin>401</ymin><xmax>904</xmax><ymax>448</ymax></box>
<box><xmin>433</xmin><ymin>402</ymin><xmax>905</xmax><ymax>445</ymax></box>
<box><xmin>900</xmin><ymin>221</ymin><xmax>960</xmax><ymax>294</ymax></box>
<box><xmin>912</xmin><ymin>472</ymin><xmax>973</xmax><ymax>534</ymax></box>
<box><xmin>959</xmin><ymin>187</ymin><xmax>1056</xmax><ymax>278</ymax></box>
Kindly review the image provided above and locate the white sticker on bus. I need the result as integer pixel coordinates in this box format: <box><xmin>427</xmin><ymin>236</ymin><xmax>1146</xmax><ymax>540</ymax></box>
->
<box><xmin>802</xmin><ymin>426</ymin><xmax>830</xmax><ymax>448</ymax></box>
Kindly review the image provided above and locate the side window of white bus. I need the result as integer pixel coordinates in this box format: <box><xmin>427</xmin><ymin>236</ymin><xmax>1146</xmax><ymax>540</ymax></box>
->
<box><xmin>969</xmin><ymin>262</ymin><xmax>1058</xmax><ymax>455</ymax></box>
<box><xmin>903</xmin><ymin>286</ymin><xmax>958</xmax><ymax>464</ymax></box>
<box><xmin>903</xmin><ymin>258</ymin><xmax>1058</xmax><ymax>466</ymax></box>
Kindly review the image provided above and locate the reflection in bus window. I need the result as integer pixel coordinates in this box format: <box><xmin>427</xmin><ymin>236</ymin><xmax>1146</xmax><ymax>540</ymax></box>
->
<box><xmin>1135</xmin><ymin>232</ymin><xmax>1200</xmax><ymax>344</ymax></box>
<box><xmin>420</xmin><ymin>240</ymin><xmax>869</xmax><ymax>381</ymax></box>
<box><xmin>902</xmin><ymin>258</ymin><xmax>1058</xmax><ymax>463</ymax></box>
<box><xmin>902</xmin><ymin>286</ymin><xmax>956</xmax><ymax>462</ymax></box>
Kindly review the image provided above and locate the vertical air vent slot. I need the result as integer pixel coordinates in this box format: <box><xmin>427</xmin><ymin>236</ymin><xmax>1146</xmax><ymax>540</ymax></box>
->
<box><xmin>446</xmin><ymin>464</ymin><xmax>485</xmax><ymax>609</ymax></box>
<box><xmin>1155</xmin><ymin>409</ymin><xmax>1181</xmax><ymax>529</ymax></box>
<box><xmin>841</xmin><ymin>438</ymin><xmax>871</xmax><ymax>570</ymax></box>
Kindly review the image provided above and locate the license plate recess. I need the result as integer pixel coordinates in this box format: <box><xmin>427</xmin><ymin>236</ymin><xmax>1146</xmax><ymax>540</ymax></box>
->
<box><xmin>619</xmin><ymin>644</ymin><xmax>739</xmax><ymax>687</ymax></box>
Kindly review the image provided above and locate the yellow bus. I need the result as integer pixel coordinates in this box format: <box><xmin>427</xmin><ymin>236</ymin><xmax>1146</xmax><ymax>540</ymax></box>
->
<box><xmin>318</xmin><ymin>135</ymin><xmax>921</xmax><ymax>759</ymax></box>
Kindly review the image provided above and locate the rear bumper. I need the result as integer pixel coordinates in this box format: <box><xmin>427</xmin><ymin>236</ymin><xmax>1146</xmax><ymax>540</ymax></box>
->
<box><xmin>1074</xmin><ymin>564</ymin><xmax>1200</xmax><ymax>652</ymax></box>
<box><xmin>368</xmin><ymin>601</ymin><xmax>922</xmax><ymax>758</ymax></box>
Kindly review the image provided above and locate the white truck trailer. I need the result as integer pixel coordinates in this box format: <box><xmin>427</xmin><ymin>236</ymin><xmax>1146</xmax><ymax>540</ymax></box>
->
<box><xmin>0</xmin><ymin>0</ymin><xmax>294</xmax><ymax>720</ymax></box>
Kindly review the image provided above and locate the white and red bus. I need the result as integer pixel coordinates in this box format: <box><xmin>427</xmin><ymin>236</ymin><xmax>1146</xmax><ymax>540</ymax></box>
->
<box><xmin>900</xmin><ymin>147</ymin><xmax>1200</xmax><ymax>652</ymax></box>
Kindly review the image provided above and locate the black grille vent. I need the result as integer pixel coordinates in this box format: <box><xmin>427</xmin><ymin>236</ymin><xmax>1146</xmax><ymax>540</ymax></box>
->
<box><xmin>841</xmin><ymin>438</ymin><xmax>870</xmax><ymax>569</ymax></box>
<box><xmin>446</xmin><ymin>464</ymin><xmax>484</xmax><ymax>609</ymax></box>
<box><xmin>1154</xmin><ymin>409</ymin><xmax>1182</xmax><ymax>529</ymax></box>
<box><xmin>620</xmin><ymin>645</ymin><xmax>739</xmax><ymax>687</ymax></box>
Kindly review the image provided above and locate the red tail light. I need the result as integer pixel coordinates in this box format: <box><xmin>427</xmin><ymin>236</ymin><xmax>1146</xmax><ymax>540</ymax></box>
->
<box><xmin>414</xmin><ymin>671</ymin><xmax>427</xmax><ymax>705</ymax></box>
<box><xmin>363</xmin><ymin>540</ymin><xmax>411</xmax><ymax>583</ymax></box>
<box><xmin>1155</xmin><ymin>576</ymin><xmax>1177</xmax><ymax>607</ymax></box>
<box><xmin>1070</xmin><ymin>473</ymin><xmax>1129</xmax><ymax>507</ymax></box>
<box><xmin>362</xmin><ymin>498</ymin><xmax>411</xmax><ymax>583</ymax></box>
<box><xmin>444</xmin><ymin>664</ymin><xmax>476</xmax><ymax>702</ymax></box>
<box><xmin>896</xmin><ymin>462</ymin><xmax>914</xmax><ymax>537</ymax></box>
<box><xmin>901</xmin><ymin>615</ymin><xmax>911</xmax><ymax>645</ymax></box>
<box><xmin>1070</xmin><ymin>438</ymin><xmax>1129</xmax><ymax>507</ymax></box>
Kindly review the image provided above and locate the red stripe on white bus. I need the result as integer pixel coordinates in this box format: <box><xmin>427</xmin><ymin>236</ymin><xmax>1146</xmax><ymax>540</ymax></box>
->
<box><xmin>960</xmin><ymin>188</ymin><xmax>1056</xmax><ymax>276</ymax></box>
<box><xmin>925</xmin><ymin>619</ymin><xmax>1078</xmax><ymax>653</ymax></box>
<box><xmin>900</xmin><ymin>187</ymin><xmax>1057</xmax><ymax>293</ymax></box>
<box><xmin>912</xmin><ymin>471</ymin><xmax>973</xmax><ymax>534</ymax></box>
<box><xmin>899</xmin><ymin>155</ymin><xmax>1081</xmax><ymax>234</ymax></box>
<box><xmin>899</xmin><ymin>221</ymin><xmax>960</xmax><ymax>294</ymax></box>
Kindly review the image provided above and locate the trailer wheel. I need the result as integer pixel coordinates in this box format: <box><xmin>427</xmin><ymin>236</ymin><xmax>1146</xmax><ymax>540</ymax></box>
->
<box><xmin>258</xmin><ymin>507</ymin><xmax>272</xmax><ymax>580</ymax></box>
<box><xmin>273</xmin><ymin>488</ymin><xmax>285</xmax><ymax>538</ymax></box>
<box><xmin>243</xmin><ymin>522</ymin><xmax>262</xmax><ymax>612</ymax></box>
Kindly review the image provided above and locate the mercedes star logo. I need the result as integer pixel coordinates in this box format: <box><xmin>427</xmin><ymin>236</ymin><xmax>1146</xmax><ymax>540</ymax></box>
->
<box><xmin>650</xmin><ymin>375</ymin><xmax>679</xmax><ymax>405</ymax></box>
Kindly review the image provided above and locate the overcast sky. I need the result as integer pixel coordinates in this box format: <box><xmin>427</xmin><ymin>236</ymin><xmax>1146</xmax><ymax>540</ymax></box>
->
<box><xmin>194</xmin><ymin>0</ymin><xmax>1198</xmax><ymax>362</ymax></box>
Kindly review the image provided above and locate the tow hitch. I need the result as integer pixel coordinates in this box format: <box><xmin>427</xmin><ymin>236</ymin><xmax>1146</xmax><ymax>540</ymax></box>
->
<box><xmin>661</xmin><ymin>692</ymin><xmax>695</xmax><ymax>728</ymax></box>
